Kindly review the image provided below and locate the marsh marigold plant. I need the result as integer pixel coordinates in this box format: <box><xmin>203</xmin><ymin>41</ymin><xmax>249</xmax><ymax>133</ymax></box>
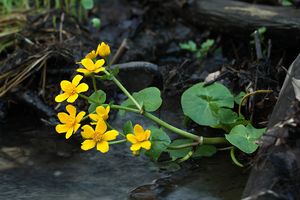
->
<box><xmin>54</xmin><ymin>41</ymin><xmax>262</xmax><ymax>166</ymax></box>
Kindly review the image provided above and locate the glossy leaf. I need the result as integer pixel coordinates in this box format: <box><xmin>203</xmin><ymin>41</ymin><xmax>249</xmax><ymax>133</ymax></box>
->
<box><xmin>167</xmin><ymin>139</ymin><xmax>193</xmax><ymax>160</ymax></box>
<box><xmin>146</xmin><ymin>128</ymin><xmax>171</xmax><ymax>161</ymax></box>
<box><xmin>181</xmin><ymin>82</ymin><xmax>234</xmax><ymax>126</ymax></box>
<box><xmin>225</xmin><ymin>124</ymin><xmax>266</xmax><ymax>154</ymax></box>
<box><xmin>193</xmin><ymin>145</ymin><xmax>217</xmax><ymax>158</ymax></box>
<box><xmin>88</xmin><ymin>90</ymin><xmax>106</xmax><ymax>113</ymax></box>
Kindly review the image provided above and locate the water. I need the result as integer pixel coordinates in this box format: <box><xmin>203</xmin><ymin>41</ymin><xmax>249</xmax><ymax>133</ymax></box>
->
<box><xmin>0</xmin><ymin>104</ymin><xmax>248</xmax><ymax>200</ymax></box>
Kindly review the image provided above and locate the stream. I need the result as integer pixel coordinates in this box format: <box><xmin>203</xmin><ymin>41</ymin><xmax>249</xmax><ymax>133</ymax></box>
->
<box><xmin>0</xmin><ymin>98</ymin><xmax>248</xmax><ymax>200</ymax></box>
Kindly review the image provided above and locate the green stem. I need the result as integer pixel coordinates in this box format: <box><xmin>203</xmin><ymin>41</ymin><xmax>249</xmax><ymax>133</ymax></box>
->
<box><xmin>78</xmin><ymin>96</ymin><xmax>225</xmax><ymax>145</ymax></box>
<box><xmin>106</xmin><ymin>121</ymin><xmax>125</xmax><ymax>137</ymax></box>
<box><xmin>230</xmin><ymin>147</ymin><xmax>244</xmax><ymax>167</ymax></box>
<box><xmin>79</xmin><ymin>93</ymin><xmax>92</xmax><ymax>102</ymax></box>
<box><xmin>177</xmin><ymin>151</ymin><xmax>194</xmax><ymax>163</ymax></box>
<box><xmin>91</xmin><ymin>74</ymin><xmax>97</xmax><ymax>92</ymax></box>
<box><xmin>109</xmin><ymin>139</ymin><xmax>127</xmax><ymax>145</ymax></box>
<box><xmin>238</xmin><ymin>89</ymin><xmax>273</xmax><ymax>117</ymax></box>
<box><xmin>203</xmin><ymin>137</ymin><xmax>228</xmax><ymax>145</ymax></box>
<box><xmin>103</xmin><ymin>70</ymin><xmax>143</xmax><ymax>112</ymax></box>
<box><xmin>143</xmin><ymin>112</ymin><xmax>202</xmax><ymax>142</ymax></box>
<box><xmin>167</xmin><ymin>142</ymin><xmax>199</xmax><ymax>150</ymax></box>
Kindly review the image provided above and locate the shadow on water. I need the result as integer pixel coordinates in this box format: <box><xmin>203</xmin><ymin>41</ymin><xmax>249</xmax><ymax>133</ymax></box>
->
<box><xmin>0</xmin><ymin>97</ymin><xmax>249</xmax><ymax>200</ymax></box>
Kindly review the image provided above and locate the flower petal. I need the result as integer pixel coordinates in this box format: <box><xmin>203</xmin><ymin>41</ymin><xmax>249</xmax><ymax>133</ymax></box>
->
<box><xmin>94</xmin><ymin>67</ymin><xmax>105</xmax><ymax>73</ymax></box>
<box><xmin>102</xmin><ymin>130</ymin><xmax>118</xmax><ymax>141</ymax></box>
<box><xmin>77</xmin><ymin>68</ymin><xmax>90</xmax><ymax>75</ymax></box>
<box><xmin>76</xmin><ymin>111</ymin><xmax>86</xmax><ymax>122</ymax></box>
<box><xmin>81</xmin><ymin>125</ymin><xmax>95</xmax><ymax>139</ymax></box>
<box><xmin>96</xmin><ymin>141</ymin><xmax>109</xmax><ymax>153</ymax></box>
<box><xmin>89</xmin><ymin>113</ymin><xmax>99</xmax><ymax>122</ymax></box>
<box><xmin>130</xmin><ymin>143</ymin><xmax>141</xmax><ymax>151</ymax></box>
<box><xmin>56</xmin><ymin>124</ymin><xmax>69</xmax><ymax>133</ymax></box>
<box><xmin>85</xmin><ymin>50</ymin><xmax>97</xmax><ymax>59</ymax></box>
<box><xmin>141</xmin><ymin>141</ymin><xmax>151</xmax><ymax>150</ymax></box>
<box><xmin>126</xmin><ymin>134</ymin><xmax>137</xmax><ymax>144</ymax></box>
<box><xmin>144</xmin><ymin>130</ymin><xmax>151</xmax><ymax>140</ymax></box>
<box><xmin>65</xmin><ymin>128</ymin><xmax>74</xmax><ymax>139</ymax></box>
<box><xmin>81</xmin><ymin>58</ymin><xmax>95</xmax><ymax>71</ymax></box>
<box><xmin>76</xmin><ymin>83</ymin><xmax>89</xmax><ymax>93</ymax></box>
<box><xmin>72</xmin><ymin>74</ymin><xmax>83</xmax><ymax>86</ymax></box>
<box><xmin>134</xmin><ymin>124</ymin><xmax>144</xmax><ymax>135</ymax></box>
<box><xmin>67</xmin><ymin>94</ymin><xmax>79</xmax><ymax>103</ymax></box>
<box><xmin>60</xmin><ymin>80</ymin><xmax>71</xmax><ymax>91</ymax></box>
<box><xmin>55</xmin><ymin>93</ymin><xmax>69</xmax><ymax>102</ymax></box>
<box><xmin>57</xmin><ymin>112</ymin><xmax>70</xmax><ymax>123</ymax></box>
<box><xmin>73</xmin><ymin>123</ymin><xmax>81</xmax><ymax>133</ymax></box>
<box><xmin>81</xmin><ymin>139</ymin><xmax>96</xmax><ymax>150</ymax></box>
<box><xmin>96</xmin><ymin>106</ymin><xmax>108</xmax><ymax>120</ymax></box>
<box><xmin>95</xmin><ymin>119</ymin><xmax>107</xmax><ymax>134</ymax></box>
<box><xmin>66</xmin><ymin>105</ymin><xmax>76</xmax><ymax>117</ymax></box>
<box><xmin>95</xmin><ymin>59</ymin><xmax>105</xmax><ymax>68</ymax></box>
<box><xmin>106</xmin><ymin>105</ymin><xmax>110</xmax><ymax>114</ymax></box>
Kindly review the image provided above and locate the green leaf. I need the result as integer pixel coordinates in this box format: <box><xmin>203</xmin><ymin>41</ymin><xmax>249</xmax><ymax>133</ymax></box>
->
<box><xmin>146</xmin><ymin>128</ymin><xmax>171</xmax><ymax>161</ymax></box>
<box><xmin>225</xmin><ymin>124</ymin><xmax>266</xmax><ymax>154</ymax></box>
<box><xmin>282</xmin><ymin>0</ymin><xmax>293</xmax><ymax>6</ymax></box>
<box><xmin>200</xmin><ymin>39</ymin><xmax>214</xmax><ymax>51</ymax></box>
<box><xmin>121</xmin><ymin>87</ymin><xmax>162</xmax><ymax>114</ymax></box>
<box><xmin>181</xmin><ymin>82</ymin><xmax>234</xmax><ymax>126</ymax></box>
<box><xmin>88</xmin><ymin>90</ymin><xmax>106</xmax><ymax>113</ymax></box>
<box><xmin>234</xmin><ymin>92</ymin><xmax>246</xmax><ymax>105</ymax></box>
<box><xmin>167</xmin><ymin>139</ymin><xmax>193</xmax><ymax>160</ymax></box>
<box><xmin>193</xmin><ymin>145</ymin><xmax>217</xmax><ymax>158</ymax></box>
<box><xmin>91</xmin><ymin>17</ymin><xmax>101</xmax><ymax>29</ymax></box>
<box><xmin>123</xmin><ymin>121</ymin><xmax>133</xmax><ymax>135</ymax></box>
<box><xmin>81</xmin><ymin>0</ymin><xmax>94</xmax><ymax>10</ymax></box>
<box><xmin>179</xmin><ymin>40</ymin><xmax>197</xmax><ymax>52</ymax></box>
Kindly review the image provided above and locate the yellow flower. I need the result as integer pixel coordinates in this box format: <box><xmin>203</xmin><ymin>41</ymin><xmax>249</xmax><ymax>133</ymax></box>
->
<box><xmin>81</xmin><ymin>119</ymin><xmax>118</xmax><ymax>153</ymax></box>
<box><xmin>55</xmin><ymin>75</ymin><xmax>89</xmax><ymax>103</ymax></box>
<box><xmin>77</xmin><ymin>58</ymin><xmax>105</xmax><ymax>75</ymax></box>
<box><xmin>56</xmin><ymin>104</ymin><xmax>86</xmax><ymax>139</ymax></box>
<box><xmin>85</xmin><ymin>50</ymin><xmax>97</xmax><ymax>60</ymax></box>
<box><xmin>126</xmin><ymin>124</ymin><xmax>151</xmax><ymax>152</ymax></box>
<box><xmin>89</xmin><ymin>105</ymin><xmax>110</xmax><ymax>124</ymax></box>
<box><xmin>96</xmin><ymin>42</ymin><xmax>110</xmax><ymax>57</ymax></box>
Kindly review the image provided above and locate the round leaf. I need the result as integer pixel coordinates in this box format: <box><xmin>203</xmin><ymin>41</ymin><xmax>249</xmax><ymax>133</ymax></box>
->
<box><xmin>193</xmin><ymin>145</ymin><xmax>217</xmax><ymax>158</ymax></box>
<box><xmin>181</xmin><ymin>82</ymin><xmax>234</xmax><ymax>126</ymax></box>
<box><xmin>121</xmin><ymin>87</ymin><xmax>162</xmax><ymax>113</ymax></box>
<box><xmin>81</xmin><ymin>0</ymin><xmax>94</xmax><ymax>10</ymax></box>
<box><xmin>146</xmin><ymin>128</ymin><xmax>171</xmax><ymax>161</ymax></box>
<box><xmin>225</xmin><ymin>124</ymin><xmax>266</xmax><ymax>154</ymax></box>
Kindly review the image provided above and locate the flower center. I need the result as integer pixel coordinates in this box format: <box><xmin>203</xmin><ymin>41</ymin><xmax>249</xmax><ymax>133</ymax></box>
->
<box><xmin>93</xmin><ymin>132</ymin><xmax>103</xmax><ymax>142</ymax></box>
<box><xmin>66</xmin><ymin>84</ymin><xmax>77</xmax><ymax>95</ymax></box>
<box><xmin>66</xmin><ymin>117</ymin><xmax>76</xmax><ymax>127</ymax></box>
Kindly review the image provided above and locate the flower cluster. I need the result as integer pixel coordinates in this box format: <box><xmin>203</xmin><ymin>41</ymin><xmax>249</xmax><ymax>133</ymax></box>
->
<box><xmin>54</xmin><ymin>42</ymin><xmax>151</xmax><ymax>155</ymax></box>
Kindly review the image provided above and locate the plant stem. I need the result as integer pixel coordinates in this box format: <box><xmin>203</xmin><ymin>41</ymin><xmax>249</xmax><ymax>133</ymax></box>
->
<box><xmin>177</xmin><ymin>151</ymin><xmax>194</xmax><ymax>163</ymax></box>
<box><xmin>238</xmin><ymin>89</ymin><xmax>273</xmax><ymax>116</ymax></box>
<box><xmin>79</xmin><ymin>96</ymin><xmax>226</xmax><ymax>145</ymax></box>
<box><xmin>103</xmin><ymin>70</ymin><xmax>143</xmax><ymax>112</ymax></box>
<box><xmin>167</xmin><ymin>142</ymin><xmax>199</xmax><ymax>150</ymax></box>
<box><xmin>202</xmin><ymin>137</ymin><xmax>228</xmax><ymax>144</ymax></box>
<box><xmin>109</xmin><ymin>139</ymin><xmax>127</xmax><ymax>145</ymax></box>
<box><xmin>230</xmin><ymin>147</ymin><xmax>244</xmax><ymax>167</ymax></box>
<box><xmin>143</xmin><ymin>112</ymin><xmax>202</xmax><ymax>142</ymax></box>
<box><xmin>79</xmin><ymin>93</ymin><xmax>92</xmax><ymax>102</ymax></box>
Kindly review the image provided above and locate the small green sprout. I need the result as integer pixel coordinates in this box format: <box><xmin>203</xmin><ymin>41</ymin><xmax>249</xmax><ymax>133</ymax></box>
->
<box><xmin>179</xmin><ymin>39</ymin><xmax>215</xmax><ymax>59</ymax></box>
<box><xmin>91</xmin><ymin>17</ymin><xmax>101</xmax><ymax>29</ymax></box>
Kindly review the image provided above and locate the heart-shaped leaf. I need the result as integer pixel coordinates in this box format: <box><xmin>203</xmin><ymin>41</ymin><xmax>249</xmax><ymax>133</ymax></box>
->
<box><xmin>225</xmin><ymin>124</ymin><xmax>266</xmax><ymax>154</ymax></box>
<box><xmin>181</xmin><ymin>82</ymin><xmax>234</xmax><ymax>126</ymax></box>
